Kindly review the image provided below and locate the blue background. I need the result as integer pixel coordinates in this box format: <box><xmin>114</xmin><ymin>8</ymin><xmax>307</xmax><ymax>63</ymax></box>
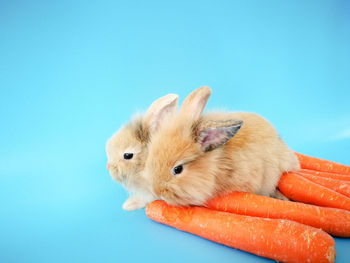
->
<box><xmin>1</xmin><ymin>1</ymin><xmax>349</xmax><ymax>262</ymax></box>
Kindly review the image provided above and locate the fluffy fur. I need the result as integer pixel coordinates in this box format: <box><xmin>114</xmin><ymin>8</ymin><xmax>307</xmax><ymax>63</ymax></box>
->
<box><xmin>144</xmin><ymin>87</ymin><xmax>300</xmax><ymax>206</ymax></box>
<box><xmin>106</xmin><ymin>94</ymin><xmax>178</xmax><ymax>210</ymax></box>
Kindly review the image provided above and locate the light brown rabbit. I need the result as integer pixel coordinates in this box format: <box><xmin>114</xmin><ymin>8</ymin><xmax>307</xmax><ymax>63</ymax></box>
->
<box><xmin>143</xmin><ymin>86</ymin><xmax>300</xmax><ymax>206</ymax></box>
<box><xmin>106</xmin><ymin>94</ymin><xmax>178</xmax><ymax>210</ymax></box>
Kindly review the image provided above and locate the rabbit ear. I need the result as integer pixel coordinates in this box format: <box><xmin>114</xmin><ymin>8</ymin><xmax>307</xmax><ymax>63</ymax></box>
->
<box><xmin>196</xmin><ymin>119</ymin><xmax>243</xmax><ymax>152</ymax></box>
<box><xmin>179</xmin><ymin>86</ymin><xmax>212</xmax><ymax>121</ymax></box>
<box><xmin>144</xmin><ymin>94</ymin><xmax>179</xmax><ymax>133</ymax></box>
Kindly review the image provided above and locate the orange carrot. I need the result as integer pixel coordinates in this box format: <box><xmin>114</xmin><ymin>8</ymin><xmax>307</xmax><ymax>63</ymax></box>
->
<box><xmin>295</xmin><ymin>152</ymin><xmax>350</xmax><ymax>175</ymax></box>
<box><xmin>206</xmin><ymin>192</ymin><xmax>350</xmax><ymax>237</ymax></box>
<box><xmin>146</xmin><ymin>200</ymin><xmax>336</xmax><ymax>263</ymax></box>
<box><xmin>297</xmin><ymin>172</ymin><xmax>350</xmax><ymax>198</ymax></box>
<box><xmin>300</xmin><ymin>169</ymin><xmax>350</xmax><ymax>182</ymax></box>
<box><xmin>279</xmin><ymin>172</ymin><xmax>350</xmax><ymax>211</ymax></box>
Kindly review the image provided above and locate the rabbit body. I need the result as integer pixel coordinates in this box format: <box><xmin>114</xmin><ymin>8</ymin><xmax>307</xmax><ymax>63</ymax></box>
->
<box><xmin>202</xmin><ymin>112</ymin><xmax>299</xmax><ymax>198</ymax></box>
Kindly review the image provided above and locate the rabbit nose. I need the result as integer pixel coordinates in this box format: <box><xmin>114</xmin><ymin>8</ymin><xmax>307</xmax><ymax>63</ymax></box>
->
<box><xmin>153</xmin><ymin>185</ymin><xmax>162</xmax><ymax>197</ymax></box>
<box><xmin>106</xmin><ymin>163</ymin><xmax>118</xmax><ymax>170</ymax></box>
<box><xmin>107</xmin><ymin>163</ymin><xmax>118</xmax><ymax>172</ymax></box>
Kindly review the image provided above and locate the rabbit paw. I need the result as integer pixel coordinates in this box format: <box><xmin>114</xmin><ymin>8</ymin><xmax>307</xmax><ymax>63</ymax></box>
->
<box><xmin>272</xmin><ymin>190</ymin><xmax>289</xmax><ymax>201</ymax></box>
<box><xmin>122</xmin><ymin>195</ymin><xmax>147</xmax><ymax>211</ymax></box>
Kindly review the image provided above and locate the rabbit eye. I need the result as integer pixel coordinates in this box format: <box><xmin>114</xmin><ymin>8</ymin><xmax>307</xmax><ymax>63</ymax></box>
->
<box><xmin>123</xmin><ymin>153</ymin><xmax>134</xmax><ymax>160</ymax></box>
<box><xmin>173</xmin><ymin>165</ymin><xmax>183</xmax><ymax>175</ymax></box>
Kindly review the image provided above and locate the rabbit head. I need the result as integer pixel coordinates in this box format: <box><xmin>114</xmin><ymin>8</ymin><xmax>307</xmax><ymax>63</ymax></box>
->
<box><xmin>106</xmin><ymin>93</ymin><xmax>179</xmax><ymax>194</ymax></box>
<box><xmin>144</xmin><ymin>87</ymin><xmax>243</xmax><ymax>206</ymax></box>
